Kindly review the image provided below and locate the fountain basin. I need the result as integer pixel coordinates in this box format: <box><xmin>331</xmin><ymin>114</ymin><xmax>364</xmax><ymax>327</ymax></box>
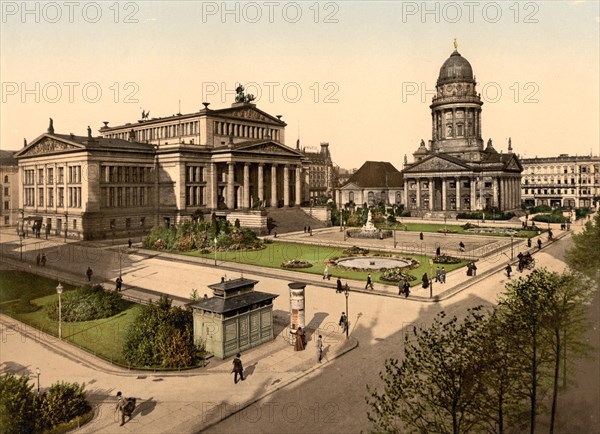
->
<box><xmin>336</xmin><ymin>256</ymin><xmax>411</xmax><ymax>270</ymax></box>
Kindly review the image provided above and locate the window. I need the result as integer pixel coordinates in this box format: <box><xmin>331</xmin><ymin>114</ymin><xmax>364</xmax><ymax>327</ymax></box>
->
<box><xmin>58</xmin><ymin>167</ymin><xmax>64</xmax><ymax>183</ymax></box>
<box><xmin>348</xmin><ymin>192</ymin><xmax>354</xmax><ymax>203</ymax></box>
<box><xmin>110</xmin><ymin>219</ymin><xmax>116</xmax><ymax>230</ymax></box>
<box><xmin>38</xmin><ymin>169</ymin><xmax>44</xmax><ymax>184</ymax></box>
<box><xmin>3</xmin><ymin>175</ymin><xmax>7</xmax><ymax>183</ymax></box>
<box><xmin>47</xmin><ymin>188</ymin><xmax>54</xmax><ymax>207</ymax></box>
<box><xmin>38</xmin><ymin>188</ymin><xmax>44</xmax><ymax>207</ymax></box>
<box><xmin>125</xmin><ymin>218</ymin><xmax>131</xmax><ymax>228</ymax></box>
<box><xmin>3</xmin><ymin>201</ymin><xmax>8</xmax><ymax>210</ymax></box>
<box><xmin>47</xmin><ymin>168</ymin><xmax>54</xmax><ymax>183</ymax></box>
<box><xmin>484</xmin><ymin>182</ymin><xmax>492</xmax><ymax>188</ymax></box>
<box><xmin>57</xmin><ymin>187</ymin><xmax>64</xmax><ymax>207</ymax></box>
<box><xmin>4</xmin><ymin>216</ymin><xmax>8</xmax><ymax>225</ymax></box>
<box><xmin>3</xmin><ymin>187</ymin><xmax>8</xmax><ymax>196</ymax></box>
<box><xmin>73</xmin><ymin>219</ymin><xmax>77</xmax><ymax>229</ymax></box>
<box><xmin>140</xmin><ymin>217</ymin><xmax>145</xmax><ymax>227</ymax></box>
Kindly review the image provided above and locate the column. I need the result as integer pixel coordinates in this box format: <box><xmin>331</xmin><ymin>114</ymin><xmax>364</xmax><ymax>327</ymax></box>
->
<box><xmin>470</xmin><ymin>178</ymin><xmax>476</xmax><ymax>210</ymax></box>
<box><xmin>360</xmin><ymin>190</ymin><xmax>365</xmax><ymax>206</ymax></box>
<box><xmin>271</xmin><ymin>164</ymin><xmax>277</xmax><ymax>207</ymax></box>
<box><xmin>283</xmin><ymin>165</ymin><xmax>290</xmax><ymax>207</ymax></box>
<box><xmin>258</xmin><ymin>164</ymin><xmax>264</xmax><ymax>205</ymax></box>
<box><xmin>452</xmin><ymin>109</ymin><xmax>456</xmax><ymax>138</ymax></box>
<box><xmin>210</xmin><ymin>163</ymin><xmax>218</xmax><ymax>209</ymax></box>
<box><xmin>243</xmin><ymin>163</ymin><xmax>250</xmax><ymax>208</ymax></box>
<box><xmin>456</xmin><ymin>177</ymin><xmax>461</xmax><ymax>210</ymax></box>
<box><xmin>442</xmin><ymin>178</ymin><xmax>447</xmax><ymax>211</ymax></box>
<box><xmin>295</xmin><ymin>165</ymin><xmax>301</xmax><ymax>206</ymax></box>
<box><xmin>493</xmin><ymin>177</ymin><xmax>499</xmax><ymax>208</ymax></box>
<box><xmin>227</xmin><ymin>162</ymin><xmax>235</xmax><ymax>209</ymax></box>
<box><xmin>428</xmin><ymin>178</ymin><xmax>434</xmax><ymax>211</ymax></box>
<box><xmin>416</xmin><ymin>178</ymin><xmax>421</xmax><ymax>210</ymax></box>
<box><xmin>403</xmin><ymin>179</ymin><xmax>409</xmax><ymax>209</ymax></box>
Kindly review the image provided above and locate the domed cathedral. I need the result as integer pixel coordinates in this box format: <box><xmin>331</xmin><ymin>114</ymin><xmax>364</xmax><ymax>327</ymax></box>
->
<box><xmin>402</xmin><ymin>40</ymin><xmax>523</xmax><ymax>217</ymax></box>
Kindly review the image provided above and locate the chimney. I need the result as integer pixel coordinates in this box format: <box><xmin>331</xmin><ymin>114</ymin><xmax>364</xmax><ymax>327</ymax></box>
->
<box><xmin>320</xmin><ymin>142</ymin><xmax>329</xmax><ymax>155</ymax></box>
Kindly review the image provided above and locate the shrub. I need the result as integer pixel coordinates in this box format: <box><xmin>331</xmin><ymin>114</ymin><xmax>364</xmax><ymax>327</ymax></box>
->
<box><xmin>282</xmin><ymin>259</ymin><xmax>313</xmax><ymax>269</ymax></box>
<box><xmin>342</xmin><ymin>246</ymin><xmax>370</xmax><ymax>255</ymax></box>
<box><xmin>36</xmin><ymin>381</ymin><xmax>91</xmax><ymax>432</ymax></box>
<box><xmin>0</xmin><ymin>373</ymin><xmax>36</xmax><ymax>434</ymax></box>
<box><xmin>123</xmin><ymin>295</ymin><xmax>203</xmax><ymax>368</ymax></box>
<box><xmin>380</xmin><ymin>269</ymin><xmax>417</xmax><ymax>283</ymax></box>
<box><xmin>47</xmin><ymin>285</ymin><xmax>123</xmax><ymax>322</ymax></box>
<box><xmin>144</xmin><ymin>226</ymin><xmax>178</xmax><ymax>251</ymax></box>
<box><xmin>433</xmin><ymin>255</ymin><xmax>461</xmax><ymax>264</ymax></box>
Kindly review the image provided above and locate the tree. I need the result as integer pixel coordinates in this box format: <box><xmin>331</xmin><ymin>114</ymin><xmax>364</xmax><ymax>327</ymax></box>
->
<box><xmin>0</xmin><ymin>373</ymin><xmax>36</xmax><ymax>434</ymax></box>
<box><xmin>565</xmin><ymin>210</ymin><xmax>600</xmax><ymax>284</ymax></box>
<box><xmin>366</xmin><ymin>308</ymin><xmax>490</xmax><ymax>433</ymax></box>
<box><xmin>497</xmin><ymin>269</ymin><xmax>555</xmax><ymax>434</ymax></box>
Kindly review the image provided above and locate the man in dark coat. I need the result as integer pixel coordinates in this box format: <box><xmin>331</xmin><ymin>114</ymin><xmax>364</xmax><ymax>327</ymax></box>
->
<box><xmin>403</xmin><ymin>280</ymin><xmax>411</xmax><ymax>298</ymax></box>
<box><xmin>232</xmin><ymin>353</ymin><xmax>244</xmax><ymax>384</ymax></box>
<box><xmin>365</xmin><ymin>274</ymin><xmax>374</xmax><ymax>290</ymax></box>
<box><xmin>505</xmin><ymin>264</ymin><xmax>512</xmax><ymax>278</ymax></box>
<box><xmin>537</xmin><ymin>238</ymin><xmax>542</xmax><ymax>250</ymax></box>
<box><xmin>116</xmin><ymin>276</ymin><xmax>123</xmax><ymax>292</ymax></box>
<box><xmin>422</xmin><ymin>273</ymin><xmax>429</xmax><ymax>289</ymax></box>
<box><xmin>336</xmin><ymin>277</ymin><xmax>343</xmax><ymax>293</ymax></box>
<box><xmin>86</xmin><ymin>266</ymin><xmax>93</xmax><ymax>282</ymax></box>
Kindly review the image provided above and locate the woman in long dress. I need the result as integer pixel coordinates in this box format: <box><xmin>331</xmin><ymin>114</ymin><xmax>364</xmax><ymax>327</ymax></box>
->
<box><xmin>294</xmin><ymin>327</ymin><xmax>306</xmax><ymax>351</ymax></box>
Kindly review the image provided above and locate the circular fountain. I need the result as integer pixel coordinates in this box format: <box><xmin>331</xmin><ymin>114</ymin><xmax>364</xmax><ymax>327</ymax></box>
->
<box><xmin>336</xmin><ymin>256</ymin><xmax>412</xmax><ymax>271</ymax></box>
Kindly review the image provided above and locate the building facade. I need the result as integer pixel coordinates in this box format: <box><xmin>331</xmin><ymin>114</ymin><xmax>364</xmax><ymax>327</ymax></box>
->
<box><xmin>301</xmin><ymin>142</ymin><xmax>335</xmax><ymax>203</ymax></box>
<box><xmin>520</xmin><ymin>154</ymin><xmax>600</xmax><ymax>209</ymax></box>
<box><xmin>16</xmin><ymin>91</ymin><xmax>309</xmax><ymax>239</ymax></box>
<box><xmin>336</xmin><ymin>161</ymin><xmax>404</xmax><ymax>208</ymax></box>
<box><xmin>0</xmin><ymin>150</ymin><xmax>19</xmax><ymax>227</ymax></box>
<box><xmin>402</xmin><ymin>44</ymin><xmax>522</xmax><ymax>216</ymax></box>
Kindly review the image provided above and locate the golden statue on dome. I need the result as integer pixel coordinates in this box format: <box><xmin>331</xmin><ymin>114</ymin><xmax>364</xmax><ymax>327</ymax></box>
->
<box><xmin>454</xmin><ymin>38</ymin><xmax>458</xmax><ymax>50</ymax></box>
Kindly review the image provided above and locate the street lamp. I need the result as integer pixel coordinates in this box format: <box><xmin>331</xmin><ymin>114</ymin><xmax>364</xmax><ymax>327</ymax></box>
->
<box><xmin>19</xmin><ymin>233</ymin><xmax>23</xmax><ymax>261</ymax></box>
<box><xmin>344</xmin><ymin>284</ymin><xmax>350</xmax><ymax>339</ymax></box>
<box><xmin>35</xmin><ymin>368</ymin><xmax>40</xmax><ymax>393</ymax></box>
<box><xmin>510</xmin><ymin>234</ymin><xmax>514</xmax><ymax>260</ymax></box>
<box><xmin>119</xmin><ymin>246</ymin><xmax>122</xmax><ymax>276</ymax></box>
<box><xmin>56</xmin><ymin>283</ymin><xmax>63</xmax><ymax>339</ymax></box>
<box><xmin>214</xmin><ymin>237</ymin><xmax>218</xmax><ymax>266</ymax></box>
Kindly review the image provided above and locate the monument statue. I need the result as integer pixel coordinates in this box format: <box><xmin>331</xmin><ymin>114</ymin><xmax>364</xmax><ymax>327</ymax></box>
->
<box><xmin>454</xmin><ymin>37</ymin><xmax>458</xmax><ymax>50</ymax></box>
<box><xmin>87</xmin><ymin>126</ymin><xmax>92</xmax><ymax>138</ymax></box>
<box><xmin>487</xmin><ymin>138</ymin><xmax>492</xmax><ymax>147</ymax></box>
<box><xmin>48</xmin><ymin>117</ymin><xmax>54</xmax><ymax>134</ymax></box>
<box><xmin>235</xmin><ymin>83</ymin><xmax>256</xmax><ymax>103</ymax></box>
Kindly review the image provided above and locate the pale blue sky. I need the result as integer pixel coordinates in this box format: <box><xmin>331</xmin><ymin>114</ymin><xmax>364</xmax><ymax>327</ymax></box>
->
<box><xmin>1</xmin><ymin>0</ymin><xmax>598</xmax><ymax>168</ymax></box>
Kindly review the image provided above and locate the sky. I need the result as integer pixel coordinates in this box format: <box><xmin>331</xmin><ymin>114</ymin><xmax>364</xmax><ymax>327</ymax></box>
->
<box><xmin>1</xmin><ymin>0</ymin><xmax>599</xmax><ymax>170</ymax></box>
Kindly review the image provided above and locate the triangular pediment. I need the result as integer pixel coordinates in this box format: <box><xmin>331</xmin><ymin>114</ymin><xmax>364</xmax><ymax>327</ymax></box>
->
<box><xmin>235</xmin><ymin>141</ymin><xmax>303</xmax><ymax>157</ymax></box>
<box><xmin>403</xmin><ymin>154</ymin><xmax>470</xmax><ymax>173</ymax></box>
<box><xmin>505</xmin><ymin>156</ymin><xmax>523</xmax><ymax>171</ymax></box>
<box><xmin>15</xmin><ymin>135</ymin><xmax>83</xmax><ymax>158</ymax></box>
<box><xmin>214</xmin><ymin>105</ymin><xmax>283</xmax><ymax>125</ymax></box>
<box><xmin>341</xmin><ymin>182</ymin><xmax>360</xmax><ymax>190</ymax></box>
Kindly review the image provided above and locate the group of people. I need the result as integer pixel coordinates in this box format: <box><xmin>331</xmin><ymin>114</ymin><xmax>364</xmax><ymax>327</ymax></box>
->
<box><xmin>398</xmin><ymin>279</ymin><xmax>411</xmax><ymax>298</ymax></box>
<box><xmin>339</xmin><ymin>312</ymin><xmax>348</xmax><ymax>333</ymax></box>
<box><xmin>35</xmin><ymin>252</ymin><xmax>47</xmax><ymax>267</ymax></box>
<box><xmin>293</xmin><ymin>327</ymin><xmax>324</xmax><ymax>363</ymax></box>
<box><xmin>466</xmin><ymin>262</ymin><xmax>478</xmax><ymax>277</ymax></box>
<box><xmin>303</xmin><ymin>226</ymin><xmax>313</xmax><ymax>236</ymax></box>
<box><xmin>336</xmin><ymin>277</ymin><xmax>349</xmax><ymax>294</ymax></box>
<box><xmin>517</xmin><ymin>251</ymin><xmax>534</xmax><ymax>272</ymax></box>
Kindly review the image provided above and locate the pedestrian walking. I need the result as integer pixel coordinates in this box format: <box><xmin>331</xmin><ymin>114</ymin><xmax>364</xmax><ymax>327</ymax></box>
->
<box><xmin>403</xmin><ymin>280</ymin><xmax>410</xmax><ymax>298</ymax></box>
<box><xmin>294</xmin><ymin>327</ymin><xmax>306</xmax><ymax>351</ymax></box>
<box><xmin>41</xmin><ymin>253</ymin><xmax>47</xmax><ymax>266</ymax></box>
<box><xmin>527</xmin><ymin>238</ymin><xmax>532</xmax><ymax>248</ymax></box>
<box><xmin>115</xmin><ymin>391</ymin><xmax>135</xmax><ymax>426</ymax></box>
<box><xmin>128</xmin><ymin>238</ymin><xmax>132</xmax><ymax>248</ymax></box>
<box><xmin>309</xmin><ymin>227</ymin><xmax>313</xmax><ymax>236</ymax></box>
<box><xmin>471</xmin><ymin>262</ymin><xmax>477</xmax><ymax>277</ymax></box>
<box><xmin>441</xmin><ymin>267</ymin><xmax>446</xmax><ymax>283</ymax></box>
<box><xmin>365</xmin><ymin>273</ymin><xmax>374</xmax><ymax>290</ymax></box>
<box><xmin>36</xmin><ymin>253</ymin><xmax>41</xmax><ymax>266</ymax></box>
<box><xmin>435</xmin><ymin>266</ymin><xmax>441</xmax><ymax>282</ymax></box>
<box><xmin>336</xmin><ymin>277</ymin><xmax>342</xmax><ymax>293</ymax></box>
<box><xmin>316</xmin><ymin>335</ymin><xmax>323</xmax><ymax>363</ymax></box>
<box><xmin>421</xmin><ymin>273</ymin><xmax>429</xmax><ymax>289</ymax></box>
<box><xmin>232</xmin><ymin>353</ymin><xmax>245</xmax><ymax>383</ymax></box>
<box><xmin>339</xmin><ymin>312</ymin><xmax>348</xmax><ymax>333</ymax></box>
<box><xmin>548</xmin><ymin>229</ymin><xmax>553</xmax><ymax>241</ymax></box>
<box><xmin>459</xmin><ymin>241</ymin><xmax>465</xmax><ymax>252</ymax></box>
<box><xmin>86</xmin><ymin>266</ymin><xmax>93</xmax><ymax>282</ymax></box>
<box><xmin>323</xmin><ymin>266</ymin><xmax>329</xmax><ymax>280</ymax></box>
<box><xmin>116</xmin><ymin>276</ymin><xmax>123</xmax><ymax>292</ymax></box>
<box><xmin>436</xmin><ymin>246</ymin><xmax>441</xmax><ymax>257</ymax></box>
<box><xmin>303</xmin><ymin>226</ymin><xmax>307</xmax><ymax>233</ymax></box>
<box><xmin>505</xmin><ymin>264</ymin><xmax>512</xmax><ymax>278</ymax></box>
<box><xmin>537</xmin><ymin>238</ymin><xmax>542</xmax><ymax>250</ymax></box>
<box><xmin>419</xmin><ymin>232</ymin><xmax>424</xmax><ymax>241</ymax></box>
<box><xmin>466</xmin><ymin>263</ymin><xmax>473</xmax><ymax>276</ymax></box>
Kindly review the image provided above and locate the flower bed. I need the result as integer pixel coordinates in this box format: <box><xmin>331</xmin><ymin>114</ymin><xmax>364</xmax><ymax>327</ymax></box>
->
<box><xmin>433</xmin><ymin>254</ymin><xmax>461</xmax><ymax>264</ymax></box>
<box><xmin>342</xmin><ymin>246</ymin><xmax>370</xmax><ymax>255</ymax></box>
<box><xmin>380</xmin><ymin>268</ymin><xmax>418</xmax><ymax>283</ymax></box>
<box><xmin>437</xmin><ymin>228</ymin><xmax>458</xmax><ymax>234</ymax></box>
<box><xmin>281</xmin><ymin>259</ymin><xmax>313</xmax><ymax>269</ymax></box>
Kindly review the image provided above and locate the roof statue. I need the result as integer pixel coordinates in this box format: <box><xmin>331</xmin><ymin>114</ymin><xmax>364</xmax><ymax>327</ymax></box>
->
<box><xmin>87</xmin><ymin>126</ymin><xmax>92</xmax><ymax>138</ymax></box>
<box><xmin>454</xmin><ymin>37</ymin><xmax>458</xmax><ymax>50</ymax></box>
<box><xmin>48</xmin><ymin>117</ymin><xmax>54</xmax><ymax>134</ymax></box>
<box><xmin>235</xmin><ymin>84</ymin><xmax>256</xmax><ymax>103</ymax></box>
<box><xmin>23</xmin><ymin>138</ymin><xmax>27</xmax><ymax>147</ymax></box>
<box><xmin>487</xmin><ymin>138</ymin><xmax>492</xmax><ymax>147</ymax></box>
<box><xmin>508</xmin><ymin>137</ymin><xmax>513</xmax><ymax>151</ymax></box>
<box><xmin>141</xmin><ymin>110</ymin><xmax>150</xmax><ymax>120</ymax></box>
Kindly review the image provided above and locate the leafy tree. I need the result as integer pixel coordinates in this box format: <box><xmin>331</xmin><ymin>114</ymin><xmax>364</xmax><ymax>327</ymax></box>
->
<box><xmin>366</xmin><ymin>308</ymin><xmax>490</xmax><ymax>433</ymax></box>
<box><xmin>123</xmin><ymin>295</ymin><xmax>203</xmax><ymax>368</ymax></box>
<box><xmin>497</xmin><ymin>269</ymin><xmax>556</xmax><ymax>434</ymax></box>
<box><xmin>565</xmin><ymin>210</ymin><xmax>600</xmax><ymax>284</ymax></box>
<box><xmin>46</xmin><ymin>284</ymin><xmax>123</xmax><ymax>322</ymax></box>
<box><xmin>0</xmin><ymin>373</ymin><xmax>36</xmax><ymax>434</ymax></box>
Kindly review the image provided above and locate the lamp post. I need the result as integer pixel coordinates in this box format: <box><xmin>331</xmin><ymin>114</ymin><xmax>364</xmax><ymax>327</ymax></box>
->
<box><xmin>344</xmin><ymin>284</ymin><xmax>350</xmax><ymax>339</ymax></box>
<box><xmin>339</xmin><ymin>209</ymin><xmax>343</xmax><ymax>231</ymax></box>
<box><xmin>35</xmin><ymin>368</ymin><xmax>40</xmax><ymax>393</ymax></box>
<box><xmin>510</xmin><ymin>234</ymin><xmax>514</xmax><ymax>260</ymax></box>
<box><xmin>393</xmin><ymin>227</ymin><xmax>397</xmax><ymax>248</ymax></box>
<box><xmin>119</xmin><ymin>246</ymin><xmax>122</xmax><ymax>276</ymax></box>
<box><xmin>214</xmin><ymin>237</ymin><xmax>217</xmax><ymax>266</ymax></box>
<box><xmin>19</xmin><ymin>233</ymin><xmax>23</xmax><ymax>261</ymax></box>
<box><xmin>56</xmin><ymin>283</ymin><xmax>63</xmax><ymax>339</ymax></box>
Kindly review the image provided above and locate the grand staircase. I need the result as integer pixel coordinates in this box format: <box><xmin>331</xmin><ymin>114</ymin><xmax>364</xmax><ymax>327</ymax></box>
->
<box><xmin>266</xmin><ymin>207</ymin><xmax>330</xmax><ymax>234</ymax></box>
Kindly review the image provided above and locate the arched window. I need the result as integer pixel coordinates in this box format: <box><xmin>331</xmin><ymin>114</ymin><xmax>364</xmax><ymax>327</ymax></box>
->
<box><xmin>396</xmin><ymin>192</ymin><xmax>402</xmax><ymax>204</ymax></box>
<box><xmin>3</xmin><ymin>175</ymin><xmax>7</xmax><ymax>183</ymax></box>
<box><xmin>368</xmin><ymin>191</ymin><xmax>374</xmax><ymax>204</ymax></box>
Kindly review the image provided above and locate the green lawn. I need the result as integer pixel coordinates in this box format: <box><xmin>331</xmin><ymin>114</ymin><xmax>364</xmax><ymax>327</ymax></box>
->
<box><xmin>0</xmin><ymin>270</ymin><xmax>140</xmax><ymax>366</ymax></box>
<box><xmin>383</xmin><ymin>222</ymin><xmax>539</xmax><ymax>238</ymax></box>
<box><xmin>180</xmin><ymin>241</ymin><xmax>469</xmax><ymax>286</ymax></box>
